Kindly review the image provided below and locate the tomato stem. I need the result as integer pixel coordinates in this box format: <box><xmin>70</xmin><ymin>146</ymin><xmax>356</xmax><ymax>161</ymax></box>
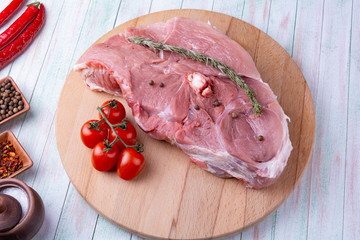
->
<box><xmin>112</xmin><ymin>119</ymin><xmax>128</xmax><ymax>130</ymax></box>
<box><xmin>88</xmin><ymin>119</ymin><xmax>107</xmax><ymax>130</ymax></box>
<box><xmin>99</xmin><ymin>99</ymin><xmax>119</xmax><ymax>120</ymax></box>
<box><xmin>96</xmin><ymin>106</ymin><xmax>143</xmax><ymax>152</ymax></box>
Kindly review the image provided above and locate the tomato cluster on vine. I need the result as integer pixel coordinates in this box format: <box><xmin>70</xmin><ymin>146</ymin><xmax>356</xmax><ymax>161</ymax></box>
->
<box><xmin>80</xmin><ymin>100</ymin><xmax>145</xmax><ymax>180</ymax></box>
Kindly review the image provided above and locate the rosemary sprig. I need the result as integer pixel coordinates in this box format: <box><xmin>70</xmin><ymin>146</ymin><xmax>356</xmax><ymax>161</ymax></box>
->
<box><xmin>127</xmin><ymin>36</ymin><xmax>262</xmax><ymax>115</ymax></box>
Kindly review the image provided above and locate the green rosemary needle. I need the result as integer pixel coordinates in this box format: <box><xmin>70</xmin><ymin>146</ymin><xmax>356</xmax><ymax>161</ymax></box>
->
<box><xmin>127</xmin><ymin>36</ymin><xmax>262</xmax><ymax>115</ymax></box>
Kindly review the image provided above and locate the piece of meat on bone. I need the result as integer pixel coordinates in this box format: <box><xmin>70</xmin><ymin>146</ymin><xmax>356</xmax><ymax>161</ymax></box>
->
<box><xmin>186</xmin><ymin>72</ymin><xmax>212</xmax><ymax>97</ymax></box>
<box><xmin>74</xmin><ymin>17</ymin><xmax>292</xmax><ymax>188</ymax></box>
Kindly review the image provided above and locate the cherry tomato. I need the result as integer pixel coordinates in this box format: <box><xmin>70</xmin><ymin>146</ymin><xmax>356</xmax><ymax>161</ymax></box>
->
<box><xmin>117</xmin><ymin>148</ymin><xmax>145</xmax><ymax>180</ymax></box>
<box><xmin>99</xmin><ymin>100</ymin><xmax>126</xmax><ymax>124</ymax></box>
<box><xmin>92</xmin><ymin>142</ymin><xmax>120</xmax><ymax>172</ymax></box>
<box><xmin>109</xmin><ymin>121</ymin><xmax>137</xmax><ymax>151</ymax></box>
<box><xmin>80</xmin><ymin>120</ymin><xmax>109</xmax><ymax>149</ymax></box>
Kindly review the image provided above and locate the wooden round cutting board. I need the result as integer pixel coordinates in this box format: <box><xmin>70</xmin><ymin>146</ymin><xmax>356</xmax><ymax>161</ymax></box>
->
<box><xmin>56</xmin><ymin>9</ymin><xmax>315</xmax><ymax>239</ymax></box>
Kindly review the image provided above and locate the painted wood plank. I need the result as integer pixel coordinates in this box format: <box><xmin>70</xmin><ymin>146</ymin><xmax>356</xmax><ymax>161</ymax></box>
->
<box><xmin>272</xmin><ymin>0</ymin><xmax>325</xmax><ymax>239</ymax></box>
<box><xmin>31</xmin><ymin>123</ymin><xmax>70</xmax><ymax>240</ymax></box>
<box><xmin>54</xmin><ymin>184</ymin><xmax>98</xmax><ymax>239</ymax></box>
<box><xmin>272</xmin><ymin>173</ymin><xmax>312</xmax><ymax>240</ymax></box>
<box><xmin>92</xmin><ymin>216</ymin><xmax>132</xmax><ymax>240</ymax></box>
<box><xmin>150</xmin><ymin>0</ymin><xmax>183</xmax><ymax>13</ymax></box>
<box><xmin>181</xmin><ymin>0</ymin><xmax>214</xmax><ymax>10</ymax></box>
<box><xmin>212</xmin><ymin>0</ymin><xmax>244</xmax><ymax>18</ymax></box>
<box><xmin>114</xmin><ymin>0</ymin><xmax>152</xmax><ymax>27</ymax></box>
<box><xmin>241</xmin><ymin>0</ymin><xmax>271</xmax><ymax>33</ymax></box>
<box><xmin>131</xmin><ymin>235</ymin><xmax>146</xmax><ymax>240</ymax></box>
<box><xmin>343</xmin><ymin>0</ymin><xmax>360</xmax><ymax>239</ymax></box>
<box><xmin>266</xmin><ymin>0</ymin><xmax>297</xmax><ymax>55</ymax></box>
<box><xmin>306</xmin><ymin>0</ymin><xmax>352</xmax><ymax>239</ymax></box>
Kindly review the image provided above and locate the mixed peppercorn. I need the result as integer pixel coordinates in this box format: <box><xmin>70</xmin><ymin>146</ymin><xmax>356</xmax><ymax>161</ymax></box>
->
<box><xmin>0</xmin><ymin>140</ymin><xmax>22</xmax><ymax>178</ymax></box>
<box><xmin>0</xmin><ymin>79</ymin><xmax>24</xmax><ymax>122</ymax></box>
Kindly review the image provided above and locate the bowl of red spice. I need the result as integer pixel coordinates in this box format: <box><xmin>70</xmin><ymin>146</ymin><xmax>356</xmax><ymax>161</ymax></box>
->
<box><xmin>0</xmin><ymin>76</ymin><xmax>30</xmax><ymax>125</ymax></box>
<box><xmin>0</xmin><ymin>130</ymin><xmax>32</xmax><ymax>179</ymax></box>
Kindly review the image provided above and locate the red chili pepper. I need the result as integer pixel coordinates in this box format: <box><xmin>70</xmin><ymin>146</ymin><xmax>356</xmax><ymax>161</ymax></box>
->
<box><xmin>0</xmin><ymin>2</ymin><xmax>40</xmax><ymax>51</ymax></box>
<box><xmin>0</xmin><ymin>0</ymin><xmax>25</xmax><ymax>27</ymax></box>
<box><xmin>0</xmin><ymin>3</ymin><xmax>45</xmax><ymax>70</ymax></box>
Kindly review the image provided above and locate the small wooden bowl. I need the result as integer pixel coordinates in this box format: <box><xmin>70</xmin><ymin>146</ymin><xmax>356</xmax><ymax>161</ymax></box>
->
<box><xmin>0</xmin><ymin>130</ymin><xmax>33</xmax><ymax>178</ymax></box>
<box><xmin>0</xmin><ymin>76</ymin><xmax>30</xmax><ymax>125</ymax></box>
<box><xmin>0</xmin><ymin>178</ymin><xmax>45</xmax><ymax>239</ymax></box>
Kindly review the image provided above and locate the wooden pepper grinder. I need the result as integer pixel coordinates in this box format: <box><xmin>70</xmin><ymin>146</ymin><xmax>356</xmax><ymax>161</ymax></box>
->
<box><xmin>0</xmin><ymin>178</ymin><xmax>45</xmax><ymax>240</ymax></box>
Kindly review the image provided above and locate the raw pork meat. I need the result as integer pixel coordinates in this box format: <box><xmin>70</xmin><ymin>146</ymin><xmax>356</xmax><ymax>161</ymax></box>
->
<box><xmin>74</xmin><ymin>17</ymin><xmax>292</xmax><ymax>188</ymax></box>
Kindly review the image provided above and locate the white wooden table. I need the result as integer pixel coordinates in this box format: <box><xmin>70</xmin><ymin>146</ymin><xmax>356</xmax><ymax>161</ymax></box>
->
<box><xmin>0</xmin><ymin>0</ymin><xmax>358</xmax><ymax>239</ymax></box>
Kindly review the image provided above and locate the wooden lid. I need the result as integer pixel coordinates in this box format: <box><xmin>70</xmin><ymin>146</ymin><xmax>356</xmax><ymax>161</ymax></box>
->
<box><xmin>0</xmin><ymin>194</ymin><xmax>22</xmax><ymax>232</ymax></box>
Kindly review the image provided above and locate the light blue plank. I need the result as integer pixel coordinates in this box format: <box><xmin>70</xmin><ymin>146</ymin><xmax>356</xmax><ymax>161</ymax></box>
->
<box><xmin>241</xmin><ymin>0</ymin><xmax>271</xmax><ymax>33</ymax></box>
<box><xmin>271</xmin><ymin>1</ymin><xmax>323</xmax><ymax>240</ymax></box>
<box><xmin>212</xmin><ymin>0</ymin><xmax>245</xmax><ymax>18</ymax></box>
<box><xmin>131</xmin><ymin>235</ymin><xmax>147</xmax><ymax>240</ymax></box>
<box><xmin>54</xmin><ymin>184</ymin><xmax>98</xmax><ymax>240</ymax></box>
<box><xmin>306</xmin><ymin>0</ymin><xmax>352</xmax><ymax>239</ymax></box>
<box><xmin>32</xmin><ymin>123</ymin><xmax>70</xmax><ymax>240</ymax></box>
<box><xmin>343</xmin><ymin>0</ymin><xmax>360</xmax><ymax>239</ymax></box>
<box><xmin>242</xmin><ymin>212</ymin><xmax>277</xmax><ymax>240</ymax></box>
<box><xmin>266</xmin><ymin>0</ymin><xmax>297</xmax><ymax>55</ymax></box>
<box><xmin>181</xmin><ymin>0</ymin><xmax>214</xmax><ymax>10</ymax></box>
<box><xmin>150</xmin><ymin>0</ymin><xmax>183</xmax><ymax>12</ymax></box>
<box><xmin>114</xmin><ymin>0</ymin><xmax>152</xmax><ymax>27</ymax></box>
<box><xmin>93</xmin><ymin>216</ymin><xmax>132</xmax><ymax>240</ymax></box>
<box><xmin>273</xmin><ymin>172</ymin><xmax>311</xmax><ymax>240</ymax></box>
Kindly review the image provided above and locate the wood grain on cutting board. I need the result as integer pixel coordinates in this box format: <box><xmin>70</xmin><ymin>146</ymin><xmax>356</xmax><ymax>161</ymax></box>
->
<box><xmin>55</xmin><ymin>9</ymin><xmax>315</xmax><ymax>239</ymax></box>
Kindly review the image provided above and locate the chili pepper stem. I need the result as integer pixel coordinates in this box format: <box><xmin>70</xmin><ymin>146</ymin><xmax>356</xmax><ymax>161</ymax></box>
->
<box><xmin>27</xmin><ymin>2</ymin><xmax>40</xmax><ymax>8</ymax></box>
